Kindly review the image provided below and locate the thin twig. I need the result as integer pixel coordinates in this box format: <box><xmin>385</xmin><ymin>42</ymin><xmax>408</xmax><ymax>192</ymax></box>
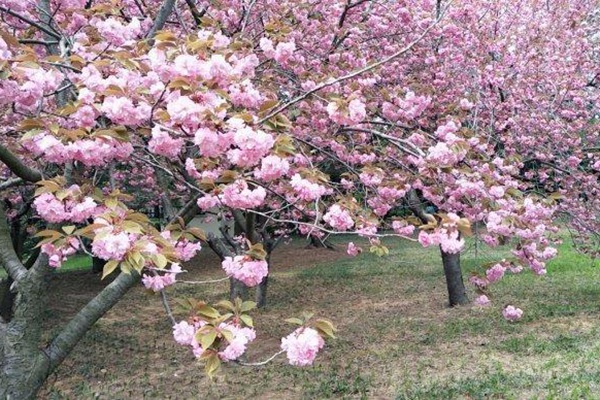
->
<box><xmin>177</xmin><ymin>277</ymin><xmax>230</xmax><ymax>284</ymax></box>
<box><xmin>0</xmin><ymin>6</ymin><xmax>61</xmax><ymax>39</ymax></box>
<box><xmin>160</xmin><ymin>289</ymin><xmax>177</xmax><ymax>325</ymax></box>
<box><xmin>236</xmin><ymin>350</ymin><xmax>285</xmax><ymax>366</ymax></box>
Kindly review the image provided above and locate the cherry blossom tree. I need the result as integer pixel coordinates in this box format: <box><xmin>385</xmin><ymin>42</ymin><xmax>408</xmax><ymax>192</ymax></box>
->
<box><xmin>0</xmin><ymin>0</ymin><xmax>598</xmax><ymax>397</ymax></box>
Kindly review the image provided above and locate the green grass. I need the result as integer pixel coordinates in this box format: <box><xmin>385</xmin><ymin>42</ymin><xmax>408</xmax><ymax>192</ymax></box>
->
<box><xmin>0</xmin><ymin>253</ymin><xmax>92</xmax><ymax>279</ymax></box>
<box><xmin>40</xmin><ymin>235</ymin><xmax>600</xmax><ymax>399</ymax></box>
<box><xmin>58</xmin><ymin>254</ymin><xmax>92</xmax><ymax>272</ymax></box>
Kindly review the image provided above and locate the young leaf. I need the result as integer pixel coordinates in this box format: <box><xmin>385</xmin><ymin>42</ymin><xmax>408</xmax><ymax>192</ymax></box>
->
<box><xmin>102</xmin><ymin>260</ymin><xmax>120</xmax><ymax>279</ymax></box>
<box><xmin>199</xmin><ymin>330</ymin><xmax>218</xmax><ymax>350</ymax></box>
<box><xmin>240</xmin><ymin>301</ymin><xmax>257</xmax><ymax>313</ymax></box>
<box><xmin>285</xmin><ymin>318</ymin><xmax>304</xmax><ymax>325</ymax></box>
<box><xmin>240</xmin><ymin>314</ymin><xmax>254</xmax><ymax>328</ymax></box>
<box><xmin>315</xmin><ymin>319</ymin><xmax>337</xmax><ymax>339</ymax></box>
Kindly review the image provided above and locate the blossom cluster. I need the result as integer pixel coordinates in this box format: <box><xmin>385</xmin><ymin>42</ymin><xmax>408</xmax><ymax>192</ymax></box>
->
<box><xmin>142</xmin><ymin>264</ymin><xmax>183</xmax><ymax>292</ymax></box>
<box><xmin>172</xmin><ymin>320</ymin><xmax>257</xmax><ymax>361</ymax></box>
<box><xmin>33</xmin><ymin>186</ymin><xmax>100</xmax><ymax>224</ymax></box>
<box><xmin>280</xmin><ymin>327</ymin><xmax>325</xmax><ymax>366</ymax></box>
<box><xmin>221</xmin><ymin>256</ymin><xmax>268</xmax><ymax>286</ymax></box>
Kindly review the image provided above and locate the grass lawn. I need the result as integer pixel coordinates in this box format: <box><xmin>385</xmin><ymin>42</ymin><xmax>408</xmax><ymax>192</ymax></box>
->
<box><xmin>39</xmin><ymin>236</ymin><xmax>599</xmax><ymax>399</ymax></box>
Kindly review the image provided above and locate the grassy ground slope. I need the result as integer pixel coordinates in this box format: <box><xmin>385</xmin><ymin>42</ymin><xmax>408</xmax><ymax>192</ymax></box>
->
<box><xmin>40</xmin><ymin>237</ymin><xmax>599</xmax><ymax>399</ymax></box>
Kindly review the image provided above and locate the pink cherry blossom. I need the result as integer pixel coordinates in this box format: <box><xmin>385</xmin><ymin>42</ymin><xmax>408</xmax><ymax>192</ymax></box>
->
<box><xmin>323</xmin><ymin>205</ymin><xmax>354</xmax><ymax>231</ymax></box>
<box><xmin>281</xmin><ymin>327</ymin><xmax>325</xmax><ymax>367</ymax></box>
<box><xmin>502</xmin><ymin>305</ymin><xmax>524</xmax><ymax>322</ymax></box>
<box><xmin>221</xmin><ymin>256</ymin><xmax>268</xmax><ymax>287</ymax></box>
<box><xmin>474</xmin><ymin>295</ymin><xmax>491</xmax><ymax>307</ymax></box>
<box><xmin>148</xmin><ymin>126</ymin><xmax>184</xmax><ymax>158</ymax></box>
<box><xmin>347</xmin><ymin>242</ymin><xmax>362</xmax><ymax>256</ymax></box>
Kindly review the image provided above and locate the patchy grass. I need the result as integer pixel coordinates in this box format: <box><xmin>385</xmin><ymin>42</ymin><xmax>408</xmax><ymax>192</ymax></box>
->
<box><xmin>39</xmin><ymin>236</ymin><xmax>600</xmax><ymax>399</ymax></box>
<box><xmin>59</xmin><ymin>254</ymin><xmax>92</xmax><ymax>272</ymax></box>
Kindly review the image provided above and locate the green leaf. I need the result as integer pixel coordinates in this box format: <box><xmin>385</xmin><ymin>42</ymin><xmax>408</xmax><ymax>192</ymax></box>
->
<box><xmin>369</xmin><ymin>245</ymin><xmax>389</xmax><ymax>257</ymax></box>
<box><xmin>122</xmin><ymin>221</ymin><xmax>143</xmax><ymax>234</ymax></box>
<box><xmin>197</xmin><ymin>305</ymin><xmax>220</xmax><ymax>319</ymax></box>
<box><xmin>215</xmin><ymin>300</ymin><xmax>235</xmax><ymax>312</ymax></box>
<box><xmin>102</xmin><ymin>260</ymin><xmax>120</xmax><ymax>279</ymax></box>
<box><xmin>199</xmin><ymin>330</ymin><xmax>217</xmax><ymax>350</ymax></box>
<box><xmin>62</xmin><ymin>225</ymin><xmax>76</xmax><ymax>235</ymax></box>
<box><xmin>204</xmin><ymin>353</ymin><xmax>221</xmax><ymax>378</ymax></box>
<box><xmin>315</xmin><ymin>319</ymin><xmax>337</xmax><ymax>339</ymax></box>
<box><xmin>240</xmin><ymin>301</ymin><xmax>257</xmax><ymax>313</ymax></box>
<box><xmin>240</xmin><ymin>314</ymin><xmax>254</xmax><ymax>328</ymax></box>
<box><xmin>221</xmin><ymin>329</ymin><xmax>234</xmax><ymax>343</ymax></box>
<box><xmin>285</xmin><ymin>317</ymin><xmax>304</xmax><ymax>325</ymax></box>
<box><xmin>154</xmin><ymin>254</ymin><xmax>168</xmax><ymax>269</ymax></box>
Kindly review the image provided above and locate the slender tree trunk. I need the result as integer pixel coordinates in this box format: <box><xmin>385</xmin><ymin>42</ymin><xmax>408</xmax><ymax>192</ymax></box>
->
<box><xmin>440</xmin><ymin>248</ymin><xmax>469</xmax><ymax>306</ymax></box>
<box><xmin>229</xmin><ymin>277</ymin><xmax>248</xmax><ymax>301</ymax></box>
<box><xmin>255</xmin><ymin>254</ymin><xmax>270</xmax><ymax>308</ymax></box>
<box><xmin>92</xmin><ymin>256</ymin><xmax>104</xmax><ymax>274</ymax></box>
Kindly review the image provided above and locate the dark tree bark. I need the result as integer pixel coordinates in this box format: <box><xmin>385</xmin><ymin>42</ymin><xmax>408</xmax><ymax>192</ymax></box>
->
<box><xmin>255</xmin><ymin>253</ymin><xmax>270</xmax><ymax>308</ymax></box>
<box><xmin>92</xmin><ymin>256</ymin><xmax>104</xmax><ymax>274</ymax></box>
<box><xmin>440</xmin><ymin>248</ymin><xmax>469</xmax><ymax>306</ymax></box>
<box><xmin>408</xmin><ymin>189</ymin><xmax>469</xmax><ymax>306</ymax></box>
<box><xmin>229</xmin><ymin>277</ymin><xmax>249</xmax><ymax>302</ymax></box>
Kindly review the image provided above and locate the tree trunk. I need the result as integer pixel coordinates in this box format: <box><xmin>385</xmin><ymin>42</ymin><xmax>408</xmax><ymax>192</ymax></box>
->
<box><xmin>255</xmin><ymin>274</ymin><xmax>268</xmax><ymax>308</ymax></box>
<box><xmin>92</xmin><ymin>256</ymin><xmax>104</xmax><ymax>274</ymax></box>
<box><xmin>229</xmin><ymin>277</ymin><xmax>248</xmax><ymax>301</ymax></box>
<box><xmin>255</xmin><ymin>254</ymin><xmax>270</xmax><ymax>308</ymax></box>
<box><xmin>0</xmin><ymin>277</ymin><xmax>15</xmax><ymax>321</ymax></box>
<box><xmin>440</xmin><ymin>248</ymin><xmax>469</xmax><ymax>306</ymax></box>
<box><xmin>0</xmin><ymin>256</ymin><xmax>53</xmax><ymax>399</ymax></box>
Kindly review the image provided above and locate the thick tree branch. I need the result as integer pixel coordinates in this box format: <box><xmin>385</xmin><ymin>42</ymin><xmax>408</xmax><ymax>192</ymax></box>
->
<box><xmin>407</xmin><ymin>189</ymin><xmax>435</xmax><ymax>225</ymax></box>
<box><xmin>185</xmin><ymin>0</ymin><xmax>206</xmax><ymax>26</ymax></box>
<box><xmin>169</xmin><ymin>194</ymin><xmax>200</xmax><ymax>226</ymax></box>
<box><xmin>0</xmin><ymin>205</ymin><xmax>27</xmax><ymax>283</ymax></box>
<box><xmin>146</xmin><ymin>0</ymin><xmax>177</xmax><ymax>40</ymax></box>
<box><xmin>44</xmin><ymin>271</ymin><xmax>140</xmax><ymax>371</ymax></box>
<box><xmin>0</xmin><ymin>145</ymin><xmax>42</xmax><ymax>183</ymax></box>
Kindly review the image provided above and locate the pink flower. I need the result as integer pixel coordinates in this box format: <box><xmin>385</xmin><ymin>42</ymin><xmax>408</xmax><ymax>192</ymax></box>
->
<box><xmin>221</xmin><ymin>256</ymin><xmax>268</xmax><ymax>287</ymax></box>
<box><xmin>474</xmin><ymin>295</ymin><xmax>491</xmax><ymax>306</ymax></box>
<box><xmin>327</xmin><ymin>99</ymin><xmax>366</xmax><ymax>125</ymax></box>
<box><xmin>502</xmin><ymin>305</ymin><xmax>523</xmax><ymax>322</ymax></box>
<box><xmin>148</xmin><ymin>126</ymin><xmax>184</xmax><ymax>158</ymax></box>
<box><xmin>218</xmin><ymin>323</ymin><xmax>256</xmax><ymax>361</ymax></box>
<box><xmin>220</xmin><ymin>180</ymin><xmax>267</xmax><ymax>209</ymax></box>
<box><xmin>92</xmin><ymin>232</ymin><xmax>131</xmax><ymax>261</ymax></box>
<box><xmin>254</xmin><ymin>155</ymin><xmax>290</xmax><ymax>181</ymax></box>
<box><xmin>486</xmin><ymin>263</ymin><xmax>506</xmax><ymax>283</ymax></box>
<box><xmin>142</xmin><ymin>264</ymin><xmax>182</xmax><ymax>292</ymax></box>
<box><xmin>347</xmin><ymin>242</ymin><xmax>362</xmax><ymax>256</ymax></box>
<box><xmin>469</xmin><ymin>275</ymin><xmax>489</xmax><ymax>289</ymax></box>
<box><xmin>323</xmin><ymin>205</ymin><xmax>354</xmax><ymax>231</ymax></box>
<box><xmin>418</xmin><ymin>230</ymin><xmax>441</xmax><ymax>247</ymax></box>
<box><xmin>281</xmin><ymin>327</ymin><xmax>325</xmax><ymax>366</ymax></box>
<box><xmin>34</xmin><ymin>193</ymin><xmax>68</xmax><ymax>223</ymax></box>
<box><xmin>392</xmin><ymin>221</ymin><xmax>415</xmax><ymax>236</ymax></box>
<box><xmin>70</xmin><ymin>197</ymin><xmax>99</xmax><ymax>223</ymax></box>
<box><xmin>439</xmin><ymin>230</ymin><xmax>465</xmax><ymax>254</ymax></box>
<box><xmin>290</xmin><ymin>174</ymin><xmax>329</xmax><ymax>201</ymax></box>
<box><xmin>274</xmin><ymin>41</ymin><xmax>296</xmax><ymax>63</ymax></box>
<box><xmin>101</xmin><ymin>96</ymin><xmax>143</xmax><ymax>125</ymax></box>
<box><xmin>172</xmin><ymin>321</ymin><xmax>196</xmax><ymax>346</ymax></box>
<box><xmin>175</xmin><ymin>240</ymin><xmax>202</xmax><ymax>262</ymax></box>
